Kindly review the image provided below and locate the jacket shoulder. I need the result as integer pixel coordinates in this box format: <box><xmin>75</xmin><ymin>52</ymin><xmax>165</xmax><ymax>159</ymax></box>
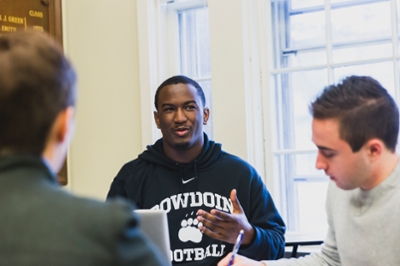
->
<box><xmin>114</xmin><ymin>157</ymin><xmax>150</xmax><ymax>181</ymax></box>
<box><xmin>219</xmin><ymin>151</ymin><xmax>257</xmax><ymax>171</ymax></box>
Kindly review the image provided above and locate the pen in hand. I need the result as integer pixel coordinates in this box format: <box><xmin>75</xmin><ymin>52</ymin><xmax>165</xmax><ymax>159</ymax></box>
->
<box><xmin>227</xmin><ymin>229</ymin><xmax>244</xmax><ymax>266</ymax></box>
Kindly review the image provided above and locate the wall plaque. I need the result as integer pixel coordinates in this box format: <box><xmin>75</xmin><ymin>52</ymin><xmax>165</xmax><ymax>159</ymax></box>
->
<box><xmin>0</xmin><ymin>0</ymin><xmax>67</xmax><ymax>185</ymax></box>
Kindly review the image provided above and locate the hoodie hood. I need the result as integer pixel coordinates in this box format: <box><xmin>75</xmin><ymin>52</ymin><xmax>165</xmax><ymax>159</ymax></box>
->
<box><xmin>138</xmin><ymin>133</ymin><xmax>222</xmax><ymax>191</ymax></box>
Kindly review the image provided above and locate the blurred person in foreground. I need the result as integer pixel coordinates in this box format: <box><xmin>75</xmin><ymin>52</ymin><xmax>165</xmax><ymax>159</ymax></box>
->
<box><xmin>218</xmin><ymin>75</ymin><xmax>400</xmax><ymax>266</ymax></box>
<box><xmin>0</xmin><ymin>30</ymin><xmax>167</xmax><ymax>266</ymax></box>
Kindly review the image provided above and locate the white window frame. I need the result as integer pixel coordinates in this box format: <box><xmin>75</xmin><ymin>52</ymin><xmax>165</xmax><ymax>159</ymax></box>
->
<box><xmin>136</xmin><ymin>0</ymin><xmax>335</xmax><ymax>228</ymax></box>
<box><xmin>136</xmin><ymin>0</ymin><xmax>213</xmax><ymax>148</ymax></box>
<box><xmin>268</xmin><ymin>0</ymin><xmax>400</xmax><ymax>231</ymax></box>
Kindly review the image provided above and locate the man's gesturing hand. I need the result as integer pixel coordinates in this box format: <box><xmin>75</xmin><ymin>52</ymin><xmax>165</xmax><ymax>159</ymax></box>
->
<box><xmin>196</xmin><ymin>189</ymin><xmax>255</xmax><ymax>245</ymax></box>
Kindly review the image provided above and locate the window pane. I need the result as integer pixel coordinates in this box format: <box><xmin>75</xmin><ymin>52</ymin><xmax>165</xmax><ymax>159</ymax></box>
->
<box><xmin>274</xmin><ymin>153</ymin><xmax>328</xmax><ymax>231</ymax></box>
<box><xmin>198</xmin><ymin>79</ymin><xmax>213</xmax><ymax>139</ymax></box>
<box><xmin>397</xmin><ymin>1</ymin><xmax>400</xmax><ymax>53</ymax></box>
<box><xmin>271</xmin><ymin>0</ymin><xmax>326</xmax><ymax>69</ymax></box>
<box><xmin>330</xmin><ymin>0</ymin><xmax>352</xmax><ymax>3</ymax></box>
<box><xmin>290</xmin><ymin>152</ymin><xmax>324</xmax><ymax>180</ymax></box>
<box><xmin>290</xmin><ymin>11</ymin><xmax>325</xmax><ymax>49</ymax></box>
<box><xmin>333</xmin><ymin>61</ymin><xmax>396</xmax><ymax>98</ymax></box>
<box><xmin>291</xmin><ymin>0</ymin><xmax>324</xmax><ymax>10</ymax></box>
<box><xmin>331</xmin><ymin>1</ymin><xmax>391</xmax><ymax>44</ymax></box>
<box><xmin>297</xmin><ymin>181</ymin><xmax>329</xmax><ymax>232</ymax></box>
<box><xmin>285</xmin><ymin>49</ymin><xmax>327</xmax><ymax>68</ymax></box>
<box><xmin>332</xmin><ymin>42</ymin><xmax>392</xmax><ymax>64</ymax></box>
<box><xmin>179</xmin><ymin>7</ymin><xmax>211</xmax><ymax>78</ymax></box>
<box><xmin>273</xmin><ymin>70</ymin><xmax>328</xmax><ymax>151</ymax></box>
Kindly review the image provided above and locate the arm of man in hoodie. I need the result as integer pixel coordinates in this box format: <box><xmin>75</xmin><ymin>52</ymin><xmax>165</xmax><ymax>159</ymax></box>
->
<box><xmin>196</xmin><ymin>189</ymin><xmax>255</xmax><ymax>245</ymax></box>
<box><xmin>197</xmin><ymin>181</ymin><xmax>285</xmax><ymax>260</ymax></box>
<box><xmin>107</xmin><ymin>175</ymin><xmax>127</xmax><ymax>199</ymax></box>
<box><xmin>106</xmin><ymin>163</ymin><xmax>131</xmax><ymax>200</ymax></box>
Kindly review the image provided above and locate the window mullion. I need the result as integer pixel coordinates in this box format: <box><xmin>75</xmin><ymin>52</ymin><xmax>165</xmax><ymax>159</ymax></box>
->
<box><xmin>325</xmin><ymin>0</ymin><xmax>333</xmax><ymax>84</ymax></box>
<box><xmin>390</xmin><ymin>0</ymin><xmax>400</xmax><ymax>103</ymax></box>
<box><xmin>195</xmin><ymin>11</ymin><xmax>201</xmax><ymax>78</ymax></box>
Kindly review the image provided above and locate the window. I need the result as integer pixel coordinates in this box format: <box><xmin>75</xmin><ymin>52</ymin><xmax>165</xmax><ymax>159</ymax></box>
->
<box><xmin>270</xmin><ymin>0</ymin><xmax>400</xmax><ymax>232</ymax></box>
<box><xmin>161</xmin><ymin>0</ymin><xmax>213</xmax><ymax>137</ymax></box>
<box><xmin>178</xmin><ymin>4</ymin><xmax>213</xmax><ymax>137</ymax></box>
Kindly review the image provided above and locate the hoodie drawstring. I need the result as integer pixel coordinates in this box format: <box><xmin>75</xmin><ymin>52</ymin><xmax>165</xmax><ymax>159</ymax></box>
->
<box><xmin>193</xmin><ymin>159</ymin><xmax>199</xmax><ymax>190</ymax></box>
<box><xmin>179</xmin><ymin>163</ymin><xmax>184</xmax><ymax>193</ymax></box>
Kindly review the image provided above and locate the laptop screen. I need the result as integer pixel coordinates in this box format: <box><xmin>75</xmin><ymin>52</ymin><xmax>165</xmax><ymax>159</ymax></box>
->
<box><xmin>134</xmin><ymin>209</ymin><xmax>172</xmax><ymax>265</ymax></box>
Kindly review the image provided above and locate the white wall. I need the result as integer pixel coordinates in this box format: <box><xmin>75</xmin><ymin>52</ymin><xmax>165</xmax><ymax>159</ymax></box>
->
<box><xmin>62</xmin><ymin>0</ymin><xmax>270</xmax><ymax>200</ymax></box>
<box><xmin>63</xmin><ymin>0</ymin><xmax>143</xmax><ymax>200</ymax></box>
<box><xmin>208</xmin><ymin>0</ymin><xmax>248</xmax><ymax>159</ymax></box>
<box><xmin>208</xmin><ymin>0</ymin><xmax>267</xmax><ymax>179</ymax></box>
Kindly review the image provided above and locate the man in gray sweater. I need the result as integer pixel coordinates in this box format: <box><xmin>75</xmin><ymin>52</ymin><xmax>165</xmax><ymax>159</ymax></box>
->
<box><xmin>218</xmin><ymin>75</ymin><xmax>400</xmax><ymax>266</ymax></box>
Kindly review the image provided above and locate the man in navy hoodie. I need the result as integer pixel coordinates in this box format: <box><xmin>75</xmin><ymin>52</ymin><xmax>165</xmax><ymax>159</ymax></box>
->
<box><xmin>107</xmin><ymin>75</ymin><xmax>286</xmax><ymax>266</ymax></box>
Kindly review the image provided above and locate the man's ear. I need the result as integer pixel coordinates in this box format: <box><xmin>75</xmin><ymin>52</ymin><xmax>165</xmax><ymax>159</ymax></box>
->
<box><xmin>154</xmin><ymin>111</ymin><xmax>161</xmax><ymax>129</ymax></box>
<box><xmin>365</xmin><ymin>138</ymin><xmax>383</xmax><ymax>160</ymax></box>
<box><xmin>54</xmin><ymin>106</ymin><xmax>75</xmax><ymax>142</ymax></box>
<box><xmin>203</xmin><ymin>107</ymin><xmax>210</xmax><ymax>125</ymax></box>
<box><xmin>42</xmin><ymin>106</ymin><xmax>75</xmax><ymax>173</ymax></box>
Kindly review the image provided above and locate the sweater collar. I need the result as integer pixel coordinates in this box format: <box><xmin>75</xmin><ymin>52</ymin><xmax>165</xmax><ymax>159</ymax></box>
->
<box><xmin>0</xmin><ymin>153</ymin><xmax>57</xmax><ymax>183</ymax></box>
<box><xmin>355</xmin><ymin>158</ymin><xmax>400</xmax><ymax>207</ymax></box>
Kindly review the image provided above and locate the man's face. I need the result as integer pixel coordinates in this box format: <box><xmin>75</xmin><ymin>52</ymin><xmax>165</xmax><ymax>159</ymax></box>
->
<box><xmin>154</xmin><ymin>83</ymin><xmax>209</xmax><ymax>152</ymax></box>
<box><xmin>312</xmin><ymin>118</ymin><xmax>371</xmax><ymax>190</ymax></box>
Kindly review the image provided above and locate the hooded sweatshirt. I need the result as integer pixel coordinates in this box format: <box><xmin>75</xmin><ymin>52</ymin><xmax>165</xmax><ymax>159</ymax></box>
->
<box><xmin>107</xmin><ymin>134</ymin><xmax>285</xmax><ymax>266</ymax></box>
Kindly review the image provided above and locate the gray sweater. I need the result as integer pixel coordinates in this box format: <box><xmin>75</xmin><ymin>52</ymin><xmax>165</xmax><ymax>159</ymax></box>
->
<box><xmin>266</xmin><ymin>160</ymin><xmax>400</xmax><ymax>266</ymax></box>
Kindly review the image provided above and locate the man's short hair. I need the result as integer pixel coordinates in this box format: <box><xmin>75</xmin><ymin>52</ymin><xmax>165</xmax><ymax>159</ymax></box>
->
<box><xmin>310</xmin><ymin>75</ymin><xmax>399</xmax><ymax>152</ymax></box>
<box><xmin>0</xmin><ymin>30</ymin><xmax>77</xmax><ymax>155</ymax></box>
<box><xmin>154</xmin><ymin>75</ymin><xmax>206</xmax><ymax>110</ymax></box>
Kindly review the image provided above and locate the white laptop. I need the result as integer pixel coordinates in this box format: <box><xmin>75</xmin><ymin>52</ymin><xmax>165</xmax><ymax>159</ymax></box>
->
<box><xmin>134</xmin><ymin>209</ymin><xmax>172</xmax><ymax>265</ymax></box>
